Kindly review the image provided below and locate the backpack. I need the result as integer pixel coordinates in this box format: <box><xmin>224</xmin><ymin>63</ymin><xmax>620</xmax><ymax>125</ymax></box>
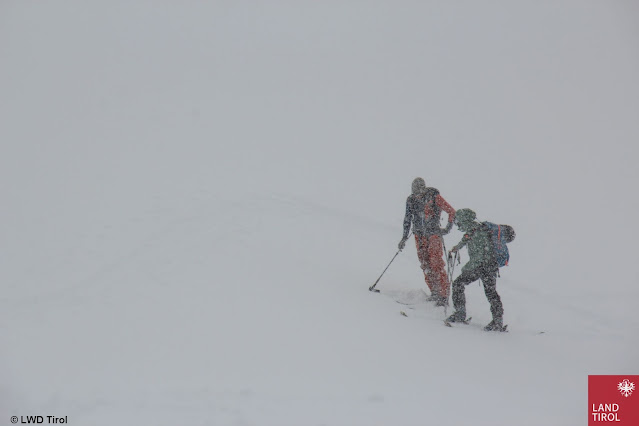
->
<box><xmin>482</xmin><ymin>222</ymin><xmax>516</xmax><ymax>267</ymax></box>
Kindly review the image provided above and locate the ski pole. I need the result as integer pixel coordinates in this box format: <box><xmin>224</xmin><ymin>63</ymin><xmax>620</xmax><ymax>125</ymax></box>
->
<box><xmin>446</xmin><ymin>250</ymin><xmax>459</xmax><ymax>308</ymax></box>
<box><xmin>369</xmin><ymin>233</ymin><xmax>411</xmax><ymax>293</ymax></box>
<box><xmin>447</xmin><ymin>251</ymin><xmax>459</xmax><ymax>282</ymax></box>
<box><xmin>369</xmin><ymin>250</ymin><xmax>401</xmax><ymax>293</ymax></box>
<box><xmin>442</xmin><ymin>239</ymin><xmax>450</xmax><ymax>313</ymax></box>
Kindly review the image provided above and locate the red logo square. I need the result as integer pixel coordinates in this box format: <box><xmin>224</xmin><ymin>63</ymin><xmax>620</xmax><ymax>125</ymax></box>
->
<box><xmin>589</xmin><ymin>375</ymin><xmax>639</xmax><ymax>425</ymax></box>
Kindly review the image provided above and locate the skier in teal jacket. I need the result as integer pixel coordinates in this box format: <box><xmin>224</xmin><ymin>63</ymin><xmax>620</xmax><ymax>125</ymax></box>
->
<box><xmin>446</xmin><ymin>208</ymin><xmax>505</xmax><ymax>331</ymax></box>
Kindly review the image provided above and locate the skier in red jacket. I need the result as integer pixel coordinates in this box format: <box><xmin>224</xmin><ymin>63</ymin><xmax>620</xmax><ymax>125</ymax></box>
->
<box><xmin>398</xmin><ymin>178</ymin><xmax>456</xmax><ymax>306</ymax></box>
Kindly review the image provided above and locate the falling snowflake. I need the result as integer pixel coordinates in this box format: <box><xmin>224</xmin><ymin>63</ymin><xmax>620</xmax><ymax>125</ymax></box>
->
<box><xmin>618</xmin><ymin>379</ymin><xmax>635</xmax><ymax>397</ymax></box>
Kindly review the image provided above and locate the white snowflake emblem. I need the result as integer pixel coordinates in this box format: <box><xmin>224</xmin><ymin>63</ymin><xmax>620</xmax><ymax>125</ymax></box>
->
<box><xmin>617</xmin><ymin>379</ymin><xmax>635</xmax><ymax>398</ymax></box>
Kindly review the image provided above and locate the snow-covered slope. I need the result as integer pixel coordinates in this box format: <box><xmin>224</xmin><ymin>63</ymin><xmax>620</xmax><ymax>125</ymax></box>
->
<box><xmin>1</xmin><ymin>2</ymin><xmax>638</xmax><ymax>425</ymax></box>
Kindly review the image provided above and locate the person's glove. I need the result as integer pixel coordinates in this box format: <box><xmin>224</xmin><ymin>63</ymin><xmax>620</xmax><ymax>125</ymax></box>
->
<box><xmin>398</xmin><ymin>237</ymin><xmax>407</xmax><ymax>250</ymax></box>
<box><xmin>440</xmin><ymin>221</ymin><xmax>453</xmax><ymax>235</ymax></box>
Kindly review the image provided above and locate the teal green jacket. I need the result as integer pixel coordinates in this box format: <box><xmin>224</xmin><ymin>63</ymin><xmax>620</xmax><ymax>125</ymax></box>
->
<box><xmin>452</xmin><ymin>222</ymin><xmax>497</xmax><ymax>272</ymax></box>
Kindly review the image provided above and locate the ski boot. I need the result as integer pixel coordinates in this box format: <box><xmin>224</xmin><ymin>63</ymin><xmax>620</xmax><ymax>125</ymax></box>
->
<box><xmin>484</xmin><ymin>318</ymin><xmax>506</xmax><ymax>332</ymax></box>
<box><xmin>445</xmin><ymin>310</ymin><xmax>466</xmax><ymax>323</ymax></box>
<box><xmin>435</xmin><ymin>296</ymin><xmax>449</xmax><ymax>307</ymax></box>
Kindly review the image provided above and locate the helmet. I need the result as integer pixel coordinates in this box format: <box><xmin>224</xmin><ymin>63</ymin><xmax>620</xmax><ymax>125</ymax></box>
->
<box><xmin>455</xmin><ymin>208</ymin><xmax>476</xmax><ymax>226</ymax></box>
<box><xmin>411</xmin><ymin>177</ymin><xmax>426</xmax><ymax>194</ymax></box>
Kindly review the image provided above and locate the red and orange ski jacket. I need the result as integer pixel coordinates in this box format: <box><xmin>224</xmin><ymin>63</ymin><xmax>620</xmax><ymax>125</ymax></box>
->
<box><xmin>402</xmin><ymin>187</ymin><xmax>455</xmax><ymax>238</ymax></box>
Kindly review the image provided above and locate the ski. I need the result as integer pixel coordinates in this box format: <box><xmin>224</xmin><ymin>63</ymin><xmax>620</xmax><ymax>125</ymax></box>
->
<box><xmin>444</xmin><ymin>317</ymin><xmax>472</xmax><ymax>327</ymax></box>
<box><xmin>484</xmin><ymin>323</ymin><xmax>508</xmax><ymax>332</ymax></box>
<box><xmin>396</xmin><ymin>300</ymin><xmax>421</xmax><ymax>306</ymax></box>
